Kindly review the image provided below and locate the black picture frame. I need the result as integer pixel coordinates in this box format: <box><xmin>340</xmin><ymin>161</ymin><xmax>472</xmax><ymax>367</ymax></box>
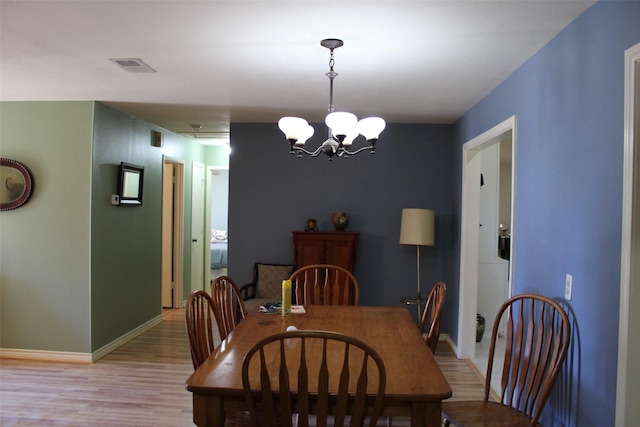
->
<box><xmin>118</xmin><ymin>162</ymin><xmax>144</xmax><ymax>206</ymax></box>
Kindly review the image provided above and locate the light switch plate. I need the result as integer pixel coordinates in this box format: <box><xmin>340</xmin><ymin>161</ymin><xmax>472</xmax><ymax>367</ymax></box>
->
<box><xmin>565</xmin><ymin>274</ymin><xmax>573</xmax><ymax>300</ymax></box>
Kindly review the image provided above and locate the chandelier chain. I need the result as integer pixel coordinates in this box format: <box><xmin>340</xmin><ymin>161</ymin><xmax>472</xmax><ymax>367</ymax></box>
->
<box><xmin>329</xmin><ymin>48</ymin><xmax>335</xmax><ymax>71</ymax></box>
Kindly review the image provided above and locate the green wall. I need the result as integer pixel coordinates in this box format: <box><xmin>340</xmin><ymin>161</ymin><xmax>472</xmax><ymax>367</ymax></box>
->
<box><xmin>91</xmin><ymin>103</ymin><xmax>207</xmax><ymax>351</ymax></box>
<box><xmin>91</xmin><ymin>104</ymin><xmax>165</xmax><ymax>350</ymax></box>
<box><xmin>0</xmin><ymin>102</ymin><xmax>94</xmax><ymax>352</ymax></box>
<box><xmin>205</xmin><ymin>145</ymin><xmax>230</xmax><ymax>167</ymax></box>
<box><xmin>1</xmin><ymin>101</ymin><xmax>208</xmax><ymax>355</ymax></box>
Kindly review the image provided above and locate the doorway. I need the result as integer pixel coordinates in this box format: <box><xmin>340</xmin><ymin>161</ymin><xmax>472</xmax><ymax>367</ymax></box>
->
<box><xmin>161</xmin><ymin>159</ymin><xmax>184</xmax><ymax>308</ymax></box>
<box><xmin>615</xmin><ymin>41</ymin><xmax>640</xmax><ymax>427</ymax></box>
<box><xmin>206</xmin><ymin>166</ymin><xmax>230</xmax><ymax>285</ymax></box>
<box><xmin>457</xmin><ymin>116</ymin><xmax>516</xmax><ymax>360</ymax></box>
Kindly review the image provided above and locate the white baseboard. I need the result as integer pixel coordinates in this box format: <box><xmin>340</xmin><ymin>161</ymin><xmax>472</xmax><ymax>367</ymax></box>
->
<box><xmin>0</xmin><ymin>314</ymin><xmax>163</xmax><ymax>364</ymax></box>
<box><xmin>91</xmin><ymin>314</ymin><xmax>163</xmax><ymax>361</ymax></box>
<box><xmin>440</xmin><ymin>333</ymin><xmax>456</xmax><ymax>350</ymax></box>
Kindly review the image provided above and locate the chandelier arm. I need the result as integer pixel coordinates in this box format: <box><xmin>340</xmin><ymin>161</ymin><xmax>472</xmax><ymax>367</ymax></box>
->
<box><xmin>340</xmin><ymin>145</ymin><xmax>376</xmax><ymax>156</ymax></box>
<box><xmin>293</xmin><ymin>146</ymin><xmax>324</xmax><ymax>157</ymax></box>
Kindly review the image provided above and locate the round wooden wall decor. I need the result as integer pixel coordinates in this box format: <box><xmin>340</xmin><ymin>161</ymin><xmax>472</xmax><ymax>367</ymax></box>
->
<box><xmin>1</xmin><ymin>158</ymin><xmax>34</xmax><ymax>211</ymax></box>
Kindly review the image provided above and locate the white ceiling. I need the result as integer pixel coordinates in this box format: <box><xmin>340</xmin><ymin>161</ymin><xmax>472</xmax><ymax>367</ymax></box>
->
<box><xmin>1</xmin><ymin>1</ymin><xmax>595</xmax><ymax>141</ymax></box>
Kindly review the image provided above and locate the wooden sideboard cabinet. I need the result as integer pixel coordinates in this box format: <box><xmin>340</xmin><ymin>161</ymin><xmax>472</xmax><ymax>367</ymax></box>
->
<box><xmin>293</xmin><ymin>231</ymin><xmax>359</xmax><ymax>273</ymax></box>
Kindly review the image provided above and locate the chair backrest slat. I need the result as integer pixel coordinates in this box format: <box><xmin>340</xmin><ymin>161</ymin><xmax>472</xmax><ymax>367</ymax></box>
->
<box><xmin>242</xmin><ymin>330</ymin><xmax>385</xmax><ymax>427</ymax></box>
<box><xmin>486</xmin><ymin>294</ymin><xmax>570</xmax><ymax>426</ymax></box>
<box><xmin>210</xmin><ymin>276</ymin><xmax>247</xmax><ymax>340</ymax></box>
<box><xmin>418</xmin><ymin>282</ymin><xmax>446</xmax><ymax>353</ymax></box>
<box><xmin>185</xmin><ymin>290</ymin><xmax>218</xmax><ymax>370</ymax></box>
<box><xmin>290</xmin><ymin>264</ymin><xmax>360</xmax><ymax>306</ymax></box>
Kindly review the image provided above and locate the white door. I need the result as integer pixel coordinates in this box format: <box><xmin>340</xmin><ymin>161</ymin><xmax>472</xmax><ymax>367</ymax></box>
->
<box><xmin>477</xmin><ymin>143</ymin><xmax>510</xmax><ymax>336</ymax></box>
<box><xmin>191</xmin><ymin>162</ymin><xmax>205</xmax><ymax>293</ymax></box>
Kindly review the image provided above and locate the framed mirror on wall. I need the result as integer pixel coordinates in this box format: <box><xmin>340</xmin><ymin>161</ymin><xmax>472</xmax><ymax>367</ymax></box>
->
<box><xmin>118</xmin><ymin>162</ymin><xmax>144</xmax><ymax>206</ymax></box>
<box><xmin>1</xmin><ymin>158</ymin><xmax>34</xmax><ymax>211</ymax></box>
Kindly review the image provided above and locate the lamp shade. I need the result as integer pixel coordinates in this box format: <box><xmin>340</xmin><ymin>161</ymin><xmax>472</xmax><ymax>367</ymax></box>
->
<box><xmin>356</xmin><ymin>117</ymin><xmax>386</xmax><ymax>141</ymax></box>
<box><xmin>341</xmin><ymin>128</ymin><xmax>359</xmax><ymax>146</ymax></box>
<box><xmin>399</xmin><ymin>208</ymin><xmax>435</xmax><ymax>246</ymax></box>
<box><xmin>278</xmin><ymin>117</ymin><xmax>308</xmax><ymax>141</ymax></box>
<box><xmin>325</xmin><ymin>112</ymin><xmax>358</xmax><ymax>138</ymax></box>
<box><xmin>294</xmin><ymin>124</ymin><xmax>315</xmax><ymax>147</ymax></box>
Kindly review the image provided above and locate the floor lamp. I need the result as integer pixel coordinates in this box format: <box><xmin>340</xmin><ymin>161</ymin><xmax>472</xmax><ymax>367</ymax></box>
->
<box><xmin>399</xmin><ymin>208</ymin><xmax>435</xmax><ymax>319</ymax></box>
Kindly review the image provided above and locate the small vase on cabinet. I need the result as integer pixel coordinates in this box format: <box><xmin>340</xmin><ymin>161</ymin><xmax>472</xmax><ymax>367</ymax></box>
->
<box><xmin>331</xmin><ymin>212</ymin><xmax>349</xmax><ymax>231</ymax></box>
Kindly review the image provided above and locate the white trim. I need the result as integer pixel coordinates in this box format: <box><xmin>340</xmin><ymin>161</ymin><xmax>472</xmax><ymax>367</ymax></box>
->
<box><xmin>208</xmin><ymin>164</ymin><xmax>229</xmax><ymax>171</ymax></box>
<box><xmin>458</xmin><ymin>116</ymin><xmax>516</xmax><ymax>359</ymax></box>
<box><xmin>205</xmin><ymin>166</ymin><xmax>213</xmax><ymax>286</ymax></box>
<box><xmin>462</xmin><ymin>117</ymin><xmax>515</xmax><ymax>151</ymax></box>
<box><xmin>616</xmin><ymin>41</ymin><xmax>640</xmax><ymax>427</ymax></box>
<box><xmin>440</xmin><ymin>334</ymin><xmax>457</xmax><ymax>355</ymax></box>
<box><xmin>205</xmin><ymin>165</ymin><xmax>228</xmax><ymax>285</ymax></box>
<box><xmin>191</xmin><ymin>161</ymin><xmax>207</xmax><ymax>293</ymax></box>
<box><xmin>0</xmin><ymin>314</ymin><xmax>163</xmax><ymax>363</ymax></box>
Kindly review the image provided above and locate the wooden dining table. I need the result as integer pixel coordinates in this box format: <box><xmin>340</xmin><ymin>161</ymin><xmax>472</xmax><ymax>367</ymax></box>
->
<box><xmin>185</xmin><ymin>305</ymin><xmax>452</xmax><ymax>427</ymax></box>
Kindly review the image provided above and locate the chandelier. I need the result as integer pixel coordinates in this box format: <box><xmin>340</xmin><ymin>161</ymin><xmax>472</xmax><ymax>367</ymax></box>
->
<box><xmin>278</xmin><ymin>39</ymin><xmax>386</xmax><ymax>161</ymax></box>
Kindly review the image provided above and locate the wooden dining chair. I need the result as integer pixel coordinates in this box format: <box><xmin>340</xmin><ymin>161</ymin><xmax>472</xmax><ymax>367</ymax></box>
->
<box><xmin>210</xmin><ymin>275</ymin><xmax>248</xmax><ymax>341</ymax></box>
<box><xmin>289</xmin><ymin>264</ymin><xmax>360</xmax><ymax>306</ymax></box>
<box><xmin>186</xmin><ymin>290</ymin><xmax>252</xmax><ymax>425</ymax></box>
<box><xmin>185</xmin><ymin>290</ymin><xmax>218</xmax><ymax>370</ymax></box>
<box><xmin>418</xmin><ymin>281</ymin><xmax>446</xmax><ymax>354</ymax></box>
<box><xmin>241</xmin><ymin>330</ymin><xmax>386</xmax><ymax>427</ymax></box>
<box><xmin>441</xmin><ymin>293</ymin><xmax>571</xmax><ymax>427</ymax></box>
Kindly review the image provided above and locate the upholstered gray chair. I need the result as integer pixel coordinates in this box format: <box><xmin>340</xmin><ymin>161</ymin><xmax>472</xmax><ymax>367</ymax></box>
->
<box><xmin>239</xmin><ymin>263</ymin><xmax>296</xmax><ymax>311</ymax></box>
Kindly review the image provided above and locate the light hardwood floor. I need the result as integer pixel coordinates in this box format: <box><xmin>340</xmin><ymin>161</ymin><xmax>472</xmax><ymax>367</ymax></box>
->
<box><xmin>0</xmin><ymin>309</ymin><xmax>485</xmax><ymax>426</ymax></box>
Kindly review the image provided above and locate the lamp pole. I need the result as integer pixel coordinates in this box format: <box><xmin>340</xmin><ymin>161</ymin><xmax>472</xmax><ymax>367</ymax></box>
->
<box><xmin>399</xmin><ymin>208</ymin><xmax>435</xmax><ymax>322</ymax></box>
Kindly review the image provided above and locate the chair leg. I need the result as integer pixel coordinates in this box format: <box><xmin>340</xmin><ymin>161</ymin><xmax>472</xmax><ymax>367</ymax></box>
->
<box><xmin>386</xmin><ymin>416</ymin><xmax>392</xmax><ymax>427</ymax></box>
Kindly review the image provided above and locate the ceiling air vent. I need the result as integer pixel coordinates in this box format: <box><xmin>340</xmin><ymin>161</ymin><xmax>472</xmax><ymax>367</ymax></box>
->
<box><xmin>109</xmin><ymin>58</ymin><xmax>156</xmax><ymax>73</ymax></box>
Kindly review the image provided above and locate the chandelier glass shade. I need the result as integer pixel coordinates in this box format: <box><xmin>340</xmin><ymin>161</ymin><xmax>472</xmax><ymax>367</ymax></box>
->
<box><xmin>278</xmin><ymin>39</ymin><xmax>386</xmax><ymax>160</ymax></box>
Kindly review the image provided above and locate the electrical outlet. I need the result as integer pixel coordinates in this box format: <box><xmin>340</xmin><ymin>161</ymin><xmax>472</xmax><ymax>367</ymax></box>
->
<box><xmin>565</xmin><ymin>274</ymin><xmax>573</xmax><ymax>300</ymax></box>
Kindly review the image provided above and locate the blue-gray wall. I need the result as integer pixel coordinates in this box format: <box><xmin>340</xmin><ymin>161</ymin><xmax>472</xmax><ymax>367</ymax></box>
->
<box><xmin>454</xmin><ymin>2</ymin><xmax>640</xmax><ymax>425</ymax></box>
<box><xmin>228</xmin><ymin>123</ymin><xmax>456</xmax><ymax>318</ymax></box>
<box><xmin>227</xmin><ymin>2</ymin><xmax>640</xmax><ymax>425</ymax></box>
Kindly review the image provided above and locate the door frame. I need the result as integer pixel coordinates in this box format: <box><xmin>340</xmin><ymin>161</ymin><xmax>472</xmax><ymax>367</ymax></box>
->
<box><xmin>191</xmin><ymin>161</ymin><xmax>206</xmax><ymax>293</ymax></box>
<box><xmin>457</xmin><ymin>115</ymin><xmax>516</xmax><ymax>359</ymax></box>
<box><xmin>161</xmin><ymin>157</ymin><xmax>184</xmax><ymax>308</ymax></box>
<box><xmin>616</xmin><ymin>41</ymin><xmax>640</xmax><ymax>427</ymax></box>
